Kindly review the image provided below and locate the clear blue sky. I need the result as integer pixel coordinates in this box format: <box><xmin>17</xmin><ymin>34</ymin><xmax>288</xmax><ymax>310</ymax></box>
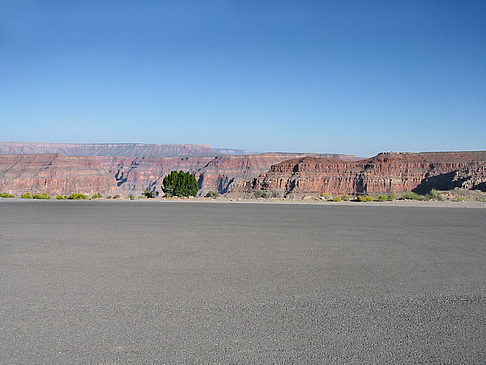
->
<box><xmin>1</xmin><ymin>0</ymin><xmax>485</xmax><ymax>156</ymax></box>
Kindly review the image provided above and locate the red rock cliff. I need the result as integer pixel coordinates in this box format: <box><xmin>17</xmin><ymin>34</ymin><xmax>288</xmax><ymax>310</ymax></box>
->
<box><xmin>0</xmin><ymin>152</ymin><xmax>355</xmax><ymax>196</ymax></box>
<box><xmin>251</xmin><ymin>151</ymin><xmax>486</xmax><ymax>196</ymax></box>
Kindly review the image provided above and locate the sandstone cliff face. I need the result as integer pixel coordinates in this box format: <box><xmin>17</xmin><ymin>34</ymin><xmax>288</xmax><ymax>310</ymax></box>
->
<box><xmin>0</xmin><ymin>154</ymin><xmax>115</xmax><ymax>196</ymax></box>
<box><xmin>0</xmin><ymin>152</ymin><xmax>355</xmax><ymax>196</ymax></box>
<box><xmin>250</xmin><ymin>152</ymin><xmax>486</xmax><ymax>197</ymax></box>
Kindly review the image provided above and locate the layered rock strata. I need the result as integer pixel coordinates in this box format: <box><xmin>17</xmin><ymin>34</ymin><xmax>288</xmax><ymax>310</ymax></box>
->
<box><xmin>0</xmin><ymin>152</ymin><xmax>354</xmax><ymax>196</ymax></box>
<box><xmin>249</xmin><ymin>151</ymin><xmax>486</xmax><ymax>197</ymax></box>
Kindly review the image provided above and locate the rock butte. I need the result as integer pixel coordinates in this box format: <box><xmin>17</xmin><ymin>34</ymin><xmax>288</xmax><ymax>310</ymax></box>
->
<box><xmin>246</xmin><ymin>151</ymin><xmax>486</xmax><ymax>197</ymax></box>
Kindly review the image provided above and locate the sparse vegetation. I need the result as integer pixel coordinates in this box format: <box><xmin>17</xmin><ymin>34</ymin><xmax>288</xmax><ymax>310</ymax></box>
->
<box><xmin>142</xmin><ymin>190</ymin><xmax>158</xmax><ymax>199</ymax></box>
<box><xmin>332</xmin><ymin>196</ymin><xmax>342</xmax><ymax>202</ymax></box>
<box><xmin>320</xmin><ymin>193</ymin><xmax>330</xmax><ymax>200</ymax></box>
<box><xmin>106</xmin><ymin>195</ymin><xmax>112</xmax><ymax>199</ymax></box>
<box><xmin>67</xmin><ymin>193</ymin><xmax>88</xmax><ymax>200</ymax></box>
<box><xmin>254</xmin><ymin>190</ymin><xmax>269</xmax><ymax>199</ymax></box>
<box><xmin>342</xmin><ymin>195</ymin><xmax>350</xmax><ymax>201</ymax></box>
<box><xmin>128</xmin><ymin>194</ymin><xmax>135</xmax><ymax>200</ymax></box>
<box><xmin>270</xmin><ymin>189</ymin><xmax>283</xmax><ymax>198</ymax></box>
<box><xmin>162</xmin><ymin>170</ymin><xmax>198</xmax><ymax>197</ymax></box>
<box><xmin>356</xmin><ymin>195</ymin><xmax>373</xmax><ymax>202</ymax></box>
<box><xmin>138</xmin><ymin>195</ymin><xmax>147</xmax><ymax>199</ymax></box>
<box><xmin>21</xmin><ymin>192</ymin><xmax>33</xmax><ymax>199</ymax></box>
<box><xmin>56</xmin><ymin>195</ymin><xmax>67</xmax><ymax>200</ymax></box>
<box><xmin>205</xmin><ymin>191</ymin><xmax>220</xmax><ymax>199</ymax></box>
<box><xmin>33</xmin><ymin>193</ymin><xmax>50</xmax><ymax>199</ymax></box>
<box><xmin>428</xmin><ymin>189</ymin><xmax>444</xmax><ymax>201</ymax></box>
<box><xmin>456</xmin><ymin>196</ymin><xmax>465</xmax><ymax>202</ymax></box>
<box><xmin>0</xmin><ymin>193</ymin><xmax>15</xmax><ymax>198</ymax></box>
<box><xmin>112</xmin><ymin>194</ymin><xmax>121</xmax><ymax>199</ymax></box>
<box><xmin>91</xmin><ymin>193</ymin><xmax>102</xmax><ymax>199</ymax></box>
<box><xmin>400</xmin><ymin>192</ymin><xmax>425</xmax><ymax>201</ymax></box>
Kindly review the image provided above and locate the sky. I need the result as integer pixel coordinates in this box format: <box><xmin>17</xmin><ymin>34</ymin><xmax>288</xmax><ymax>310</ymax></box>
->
<box><xmin>1</xmin><ymin>0</ymin><xmax>485</xmax><ymax>157</ymax></box>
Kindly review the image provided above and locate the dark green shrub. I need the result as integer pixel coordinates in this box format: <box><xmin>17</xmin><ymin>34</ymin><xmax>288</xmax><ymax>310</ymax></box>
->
<box><xmin>162</xmin><ymin>170</ymin><xmax>198</xmax><ymax>197</ymax></box>
<box><xmin>91</xmin><ymin>193</ymin><xmax>102</xmax><ymax>199</ymax></box>
<box><xmin>112</xmin><ymin>195</ymin><xmax>120</xmax><ymax>199</ymax></box>
<box><xmin>0</xmin><ymin>193</ymin><xmax>15</xmax><ymax>198</ymax></box>
<box><xmin>67</xmin><ymin>193</ymin><xmax>88</xmax><ymax>200</ymax></box>
<box><xmin>387</xmin><ymin>194</ymin><xmax>396</xmax><ymax>201</ymax></box>
<box><xmin>106</xmin><ymin>195</ymin><xmax>112</xmax><ymax>199</ymax></box>
<box><xmin>56</xmin><ymin>195</ymin><xmax>66</xmax><ymax>200</ymax></box>
<box><xmin>128</xmin><ymin>194</ymin><xmax>135</xmax><ymax>200</ymax></box>
<box><xmin>21</xmin><ymin>192</ymin><xmax>33</xmax><ymax>199</ymax></box>
<box><xmin>254</xmin><ymin>190</ymin><xmax>269</xmax><ymax>198</ymax></box>
<box><xmin>143</xmin><ymin>190</ymin><xmax>159</xmax><ymax>199</ymax></box>
<box><xmin>205</xmin><ymin>191</ymin><xmax>220</xmax><ymax>199</ymax></box>
<box><xmin>377</xmin><ymin>195</ymin><xmax>388</xmax><ymax>202</ymax></box>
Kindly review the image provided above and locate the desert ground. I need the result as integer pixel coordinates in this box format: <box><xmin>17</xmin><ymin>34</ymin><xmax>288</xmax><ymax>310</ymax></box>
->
<box><xmin>1</xmin><ymin>201</ymin><xmax>485</xmax><ymax>363</ymax></box>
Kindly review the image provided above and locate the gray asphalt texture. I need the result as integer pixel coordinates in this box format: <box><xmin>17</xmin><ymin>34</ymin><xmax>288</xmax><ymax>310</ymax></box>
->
<box><xmin>1</xmin><ymin>201</ymin><xmax>485</xmax><ymax>364</ymax></box>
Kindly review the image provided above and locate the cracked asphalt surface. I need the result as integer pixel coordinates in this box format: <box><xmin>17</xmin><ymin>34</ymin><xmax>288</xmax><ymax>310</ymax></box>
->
<box><xmin>1</xmin><ymin>201</ymin><xmax>485</xmax><ymax>363</ymax></box>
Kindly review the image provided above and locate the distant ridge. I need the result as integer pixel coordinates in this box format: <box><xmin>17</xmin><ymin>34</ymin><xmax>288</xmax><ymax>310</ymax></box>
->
<box><xmin>0</xmin><ymin>142</ymin><xmax>253</xmax><ymax>157</ymax></box>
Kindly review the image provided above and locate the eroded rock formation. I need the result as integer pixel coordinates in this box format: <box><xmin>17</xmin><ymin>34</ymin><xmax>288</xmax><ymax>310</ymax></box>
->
<box><xmin>249</xmin><ymin>151</ymin><xmax>486</xmax><ymax>197</ymax></box>
<box><xmin>0</xmin><ymin>151</ymin><xmax>355</xmax><ymax>196</ymax></box>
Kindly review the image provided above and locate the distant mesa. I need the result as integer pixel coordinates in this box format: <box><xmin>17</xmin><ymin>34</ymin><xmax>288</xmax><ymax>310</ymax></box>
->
<box><xmin>0</xmin><ymin>142</ymin><xmax>253</xmax><ymax>157</ymax></box>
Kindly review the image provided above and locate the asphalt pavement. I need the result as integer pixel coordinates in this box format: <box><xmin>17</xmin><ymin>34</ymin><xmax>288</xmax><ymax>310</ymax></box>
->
<box><xmin>1</xmin><ymin>201</ymin><xmax>485</xmax><ymax>363</ymax></box>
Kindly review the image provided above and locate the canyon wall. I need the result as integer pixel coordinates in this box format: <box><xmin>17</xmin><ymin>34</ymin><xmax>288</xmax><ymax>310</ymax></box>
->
<box><xmin>249</xmin><ymin>151</ymin><xmax>486</xmax><ymax>197</ymax></box>
<box><xmin>0</xmin><ymin>152</ymin><xmax>353</xmax><ymax>196</ymax></box>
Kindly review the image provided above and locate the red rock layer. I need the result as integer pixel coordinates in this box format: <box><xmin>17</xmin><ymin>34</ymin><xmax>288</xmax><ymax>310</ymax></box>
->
<box><xmin>0</xmin><ymin>152</ymin><xmax>355</xmax><ymax>196</ymax></box>
<box><xmin>251</xmin><ymin>151</ymin><xmax>486</xmax><ymax>196</ymax></box>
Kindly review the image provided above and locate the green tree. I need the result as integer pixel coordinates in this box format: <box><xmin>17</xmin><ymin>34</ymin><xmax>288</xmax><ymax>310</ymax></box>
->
<box><xmin>162</xmin><ymin>170</ymin><xmax>198</xmax><ymax>197</ymax></box>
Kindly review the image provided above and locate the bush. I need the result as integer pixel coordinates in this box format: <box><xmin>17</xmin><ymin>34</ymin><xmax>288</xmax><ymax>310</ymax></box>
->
<box><xmin>56</xmin><ymin>195</ymin><xmax>66</xmax><ymax>200</ymax></box>
<box><xmin>142</xmin><ymin>190</ymin><xmax>159</xmax><ymax>199</ymax></box>
<box><xmin>332</xmin><ymin>196</ymin><xmax>342</xmax><ymax>202</ymax></box>
<box><xmin>320</xmin><ymin>193</ymin><xmax>330</xmax><ymax>200</ymax></box>
<box><xmin>356</xmin><ymin>195</ymin><xmax>373</xmax><ymax>202</ymax></box>
<box><xmin>387</xmin><ymin>194</ymin><xmax>396</xmax><ymax>201</ymax></box>
<box><xmin>162</xmin><ymin>170</ymin><xmax>198</xmax><ymax>198</ymax></box>
<box><xmin>254</xmin><ymin>190</ymin><xmax>269</xmax><ymax>199</ymax></box>
<box><xmin>0</xmin><ymin>193</ymin><xmax>15</xmax><ymax>198</ymax></box>
<box><xmin>33</xmin><ymin>193</ymin><xmax>50</xmax><ymax>199</ymax></box>
<box><xmin>128</xmin><ymin>194</ymin><xmax>135</xmax><ymax>200</ymax></box>
<box><xmin>428</xmin><ymin>189</ymin><xmax>444</xmax><ymax>201</ymax></box>
<box><xmin>205</xmin><ymin>191</ymin><xmax>220</xmax><ymax>199</ymax></box>
<box><xmin>377</xmin><ymin>195</ymin><xmax>388</xmax><ymax>202</ymax></box>
<box><xmin>21</xmin><ymin>192</ymin><xmax>33</xmax><ymax>199</ymax></box>
<box><xmin>67</xmin><ymin>193</ymin><xmax>88</xmax><ymax>200</ymax></box>
<box><xmin>456</xmin><ymin>196</ymin><xmax>465</xmax><ymax>202</ymax></box>
<box><xmin>112</xmin><ymin>195</ymin><xmax>120</xmax><ymax>199</ymax></box>
<box><xmin>270</xmin><ymin>189</ymin><xmax>283</xmax><ymax>198</ymax></box>
<box><xmin>342</xmin><ymin>195</ymin><xmax>350</xmax><ymax>201</ymax></box>
<box><xmin>138</xmin><ymin>195</ymin><xmax>147</xmax><ymax>199</ymax></box>
<box><xmin>91</xmin><ymin>193</ymin><xmax>102</xmax><ymax>199</ymax></box>
<box><xmin>401</xmin><ymin>192</ymin><xmax>425</xmax><ymax>201</ymax></box>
